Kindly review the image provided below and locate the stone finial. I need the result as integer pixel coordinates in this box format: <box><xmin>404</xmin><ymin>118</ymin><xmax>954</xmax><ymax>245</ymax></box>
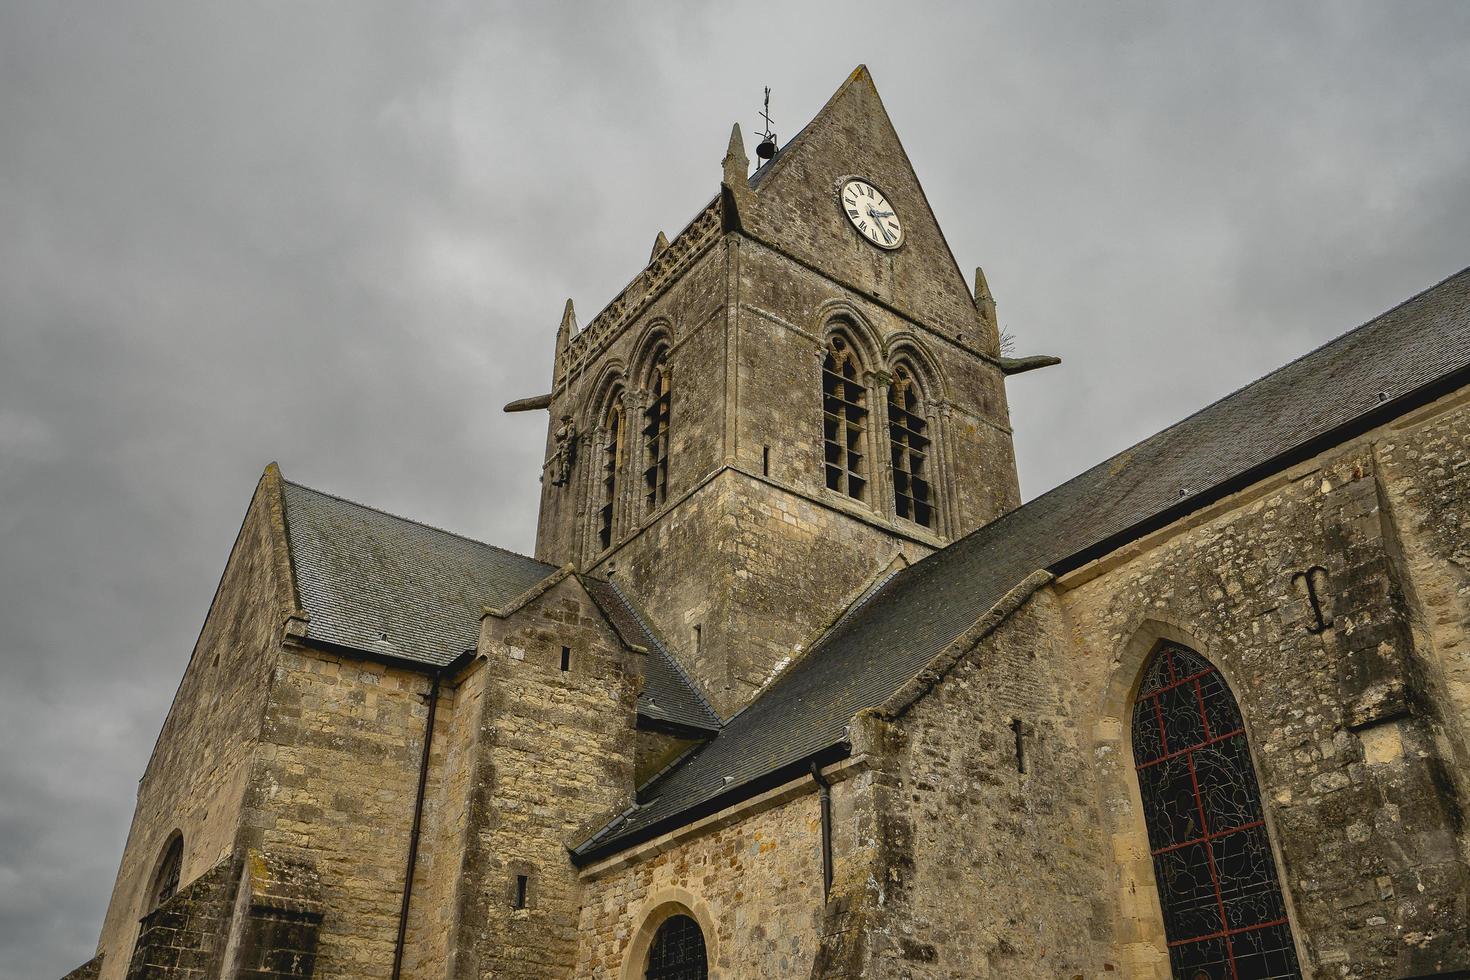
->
<box><xmin>723</xmin><ymin>123</ymin><xmax>749</xmax><ymax>185</ymax></box>
<box><xmin>556</xmin><ymin>298</ymin><xmax>577</xmax><ymax>351</ymax></box>
<box><xmin>721</xmin><ymin>123</ymin><xmax>752</xmax><ymax>231</ymax></box>
<box><xmin>973</xmin><ymin>266</ymin><xmax>995</xmax><ymax>311</ymax></box>
<box><xmin>650</xmin><ymin>231</ymin><xmax>670</xmax><ymax>261</ymax></box>
<box><xmin>972</xmin><ymin>266</ymin><xmax>999</xmax><ymax>354</ymax></box>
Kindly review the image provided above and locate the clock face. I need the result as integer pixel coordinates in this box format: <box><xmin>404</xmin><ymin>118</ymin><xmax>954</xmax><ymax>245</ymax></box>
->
<box><xmin>840</xmin><ymin>179</ymin><xmax>903</xmax><ymax>249</ymax></box>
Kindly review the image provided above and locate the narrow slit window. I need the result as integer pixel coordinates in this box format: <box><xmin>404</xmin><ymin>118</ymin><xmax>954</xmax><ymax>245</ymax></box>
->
<box><xmin>762</xmin><ymin>445</ymin><xmax>770</xmax><ymax>477</ymax></box>
<box><xmin>514</xmin><ymin>874</ymin><xmax>529</xmax><ymax>909</ymax></box>
<box><xmin>598</xmin><ymin>395</ymin><xmax>625</xmax><ymax>551</ymax></box>
<box><xmin>822</xmin><ymin>336</ymin><xmax>868</xmax><ymax>501</ymax></box>
<box><xmin>560</xmin><ymin>646</ymin><xmax>571</xmax><ymax>672</ymax></box>
<box><xmin>888</xmin><ymin>365</ymin><xmax>935</xmax><ymax>529</ymax></box>
<box><xmin>642</xmin><ymin>352</ymin><xmax>671</xmax><ymax>512</ymax></box>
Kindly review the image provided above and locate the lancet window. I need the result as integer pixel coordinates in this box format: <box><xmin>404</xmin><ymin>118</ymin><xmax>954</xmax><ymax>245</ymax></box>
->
<box><xmin>644</xmin><ymin>913</ymin><xmax>707</xmax><ymax>980</ymax></box>
<box><xmin>888</xmin><ymin>364</ymin><xmax>935</xmax><ymax>528</ymax></box>
<box><xmin>148</xmin><ymin>833</ymin><xmax>183</xmax><ymax>911</ymax></box>
<box><xmin>598</xmin><ymin>394</ymin><xmax>625</xmax><ymax>551</ymax></box>
<box><xmin>643</xmin><ymin>351</ymin><xmax>671</xmax><ymax>512</ymax></box>
<box><xmin>1132</xmin><ymin>643</ymin><xmax>1300</xmax><ymax>980</ymax></box>
<box><xmin>822</xmin><ymin>335</ymin><xmax>868</xmax><ymax>501</ymax></box>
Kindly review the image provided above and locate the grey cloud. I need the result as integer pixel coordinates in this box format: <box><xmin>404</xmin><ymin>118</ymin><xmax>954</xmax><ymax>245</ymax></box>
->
<box><xmin>3</xmin><ymin>3</ymin><xmax>1468</xmax><ymax>976</ymax></box>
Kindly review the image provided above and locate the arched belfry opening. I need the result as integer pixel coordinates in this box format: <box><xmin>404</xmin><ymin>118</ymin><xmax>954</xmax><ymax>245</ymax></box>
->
<box><xmin>643</xmin><ymin>912</ymin><xmax>707</xmax><ymax>980</ymax></box>
<box><xmin>1131</xmin><ymin>643</ymin><xmax>1300</xmax><ymax>979</ymax></box>
<box><xmin>887</xmin><ymin>361</ymin><xmax>935</xmax><ymax>529</ymax></box>
<box><xmin>822</xmin><ymin>332</ymin><xmax>869</xmax><ymax>502</ymax></box>
<box><xmin>597</xmin><ymin>389</ymin><xmax>626</xmax><ymax>553</ymax></box>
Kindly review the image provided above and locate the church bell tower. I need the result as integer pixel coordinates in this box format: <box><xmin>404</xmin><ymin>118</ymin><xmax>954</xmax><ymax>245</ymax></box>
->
<box><xmin>509</xmin><ymin>67</ymin><xmax>1034</xmax><ymax>715</ymax></box>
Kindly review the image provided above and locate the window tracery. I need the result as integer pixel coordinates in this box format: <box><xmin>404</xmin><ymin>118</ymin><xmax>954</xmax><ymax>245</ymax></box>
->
<box><xmin>822</xmin><ymin>335</ymin><xmax>868</xmax><ymax>501</ymax></box>
<box><xmin>1132</xmin><ymin>643</ymin><xmax>1300</xmax><ymax>979</ymax></box>
<box><xmin>888</xmin><ymin>364</ymin><xmax>935</xmax><ymax>528</ymax></box>
<box><xmin>644</xmin><ymin>913</ymin><xmax>707</xmax><ymax>980</ymax></box>
<box><xmin>643</xmin><ymin>351</ymin><xmax>671</xmax><ymax>512</ymax></box>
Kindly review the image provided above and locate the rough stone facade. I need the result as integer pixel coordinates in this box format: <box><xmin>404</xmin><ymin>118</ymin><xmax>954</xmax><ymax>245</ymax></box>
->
<box><xmin>94</xmin><ymin>469</ymin><xmax>296</xmax><ymax>980</ymax></box>
<box><xmin>79</xmin><ymin>65</ymin><xmax>1470</xmax><ymax>980</ymax></box>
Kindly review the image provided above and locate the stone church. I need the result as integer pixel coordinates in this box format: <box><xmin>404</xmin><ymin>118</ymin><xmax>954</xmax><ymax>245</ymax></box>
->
<box><xmin>74</xmin><ymin>67</ymin><xmax>1470</xmax><ymax>980</ymax></box>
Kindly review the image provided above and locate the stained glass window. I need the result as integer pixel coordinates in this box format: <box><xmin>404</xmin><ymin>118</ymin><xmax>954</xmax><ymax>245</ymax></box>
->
<box><xmin>645</xmin><ymin>913</ymin><xmax>707</xmax><ymax>980</ymax></box>
<box><xmin>1132</xmin><ymin>643</ymin><xmax>1301</xmax><ymax>980</ymax></box>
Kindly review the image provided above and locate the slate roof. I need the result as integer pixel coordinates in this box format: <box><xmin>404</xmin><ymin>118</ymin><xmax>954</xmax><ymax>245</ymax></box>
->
<box><xmin>582</xmin><ymin>579</ymin><xmax>721</xmax><ymax>734</ymax></box>
<box><xmin>573</xmin><ymin>265</ymin><xmax>1470</xmax><ymax>862</ymax></box>
<box><xmin>279</xmin><ymin>481</ymin><xmax>716</xmax><ymax>729</ymax></box>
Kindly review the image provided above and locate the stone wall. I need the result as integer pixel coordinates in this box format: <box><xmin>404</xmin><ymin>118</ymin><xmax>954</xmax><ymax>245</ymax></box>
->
<box><xmin>1059</xmin><ymin>399</ymin><xmax>1470</xmax><ymax>978</ymax></box>
<box><xmin>448</xmin><ymin>577</ymin><xmax>641</xmax><ymax>978</ymax></box>
<box><xmin>736</xmin><ymin>241</ymin><xmax>1020</xmax><ymax>536</ymax></box>
<box><xmin>124</xmin><ymin>856</ymin><xmax>239</xmax><ymax>980</ymax></box>
<box><xmin>807</xmin><ymin>592</ymin><xmax>1115</xmax><ymax>980</ymax></box>
<box><xmin>1375</xmin><ymin>393</ymin><xmax>1470</xmax><ymax>815</ymax></box>
<box><xmin>95</xmin><ymin>472</ymin><xmax>294</xmax><ymax>980</ymax></box>
<box><xmin>243</xmin><ymin>646</ymin><xmax>433</xmax><ymax>978</ymax></box>
<box><xmin>401</xmin><ymin>664</ymin><xmax>489</xmax><ymax>980</ymax></box>
<box><xmin>577</xmin><ymin>789</ymin><xmax>827</xmax><ymax>979</ymax></box>
<box><xmin>60</xmin><ymin>956</ymin><xmax>103</xmax><ymax>980</ymax></box>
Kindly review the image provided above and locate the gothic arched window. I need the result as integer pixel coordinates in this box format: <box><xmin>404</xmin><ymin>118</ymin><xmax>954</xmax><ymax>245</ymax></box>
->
<box><xmin>1132</xmin><ymin>643</ymin><xmax>1300</xmax><ymax>980</ymax></box>
<box><xmin>645</xmin><ymin>913</ymin><xmax>707</xmax><ymax>980</ymax></box>
<box><xmin>598</xmin><ymin>394</ymin><xmax>625</xmax><ymax>551</ymax></box>
<box><xmin>642</xmin><ymin>351</ymin><xmax>671</xmax><ymax>512</ymax></box>
<box><xmin>888</xmin><ymin>364</ymin><xmax>935</xmax><ymax>529</ymax></box>
<box><xmin>147</xmin><ymin>833</ymin><xmax>183</xmax><ymax>911</ymax></box>
<box><xmin>822</xmin><ymin>335</ymin><xmax>868</xmax><ymax>501</ymax></box>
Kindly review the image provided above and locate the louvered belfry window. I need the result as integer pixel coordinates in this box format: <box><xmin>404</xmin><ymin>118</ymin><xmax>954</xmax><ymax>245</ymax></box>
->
<box><xmin>644</xmin><ymin>913</ymin><xmax>707</xmax><ymax>980</ymax></box>
<box><xmin>822</xmin><ymin>336</ymin><xmax>868</xmax><ymax>500</ymax></box>
<box><xmin>1132</xmin><ymin>643</ymin><xmax>1301</xmax><ymax>980</ymax></box>
<box><xmin>643</xmin><ymin>353</ymin><xmax>671</xmax><ymax>511</ymax></box>
<box><xmin>598</xmin><ymin>396</ymin><xmax>624</xmax><ymax>551</ymax></box>
<box><xmin>888</xmin><ymin>366</ymin><xmax>935</xmax><ymax>528</ymax></box>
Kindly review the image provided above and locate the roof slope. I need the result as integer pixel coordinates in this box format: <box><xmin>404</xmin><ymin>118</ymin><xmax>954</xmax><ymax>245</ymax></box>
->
<box><xmin>575</xmin><ymin>265</ymin><xmax>1470</xmax><ymax>861</ymax></box>
<box><xmin>282</xmin><ymin>481</ymin><xmax>554</xmax><ymax>666</ymax></box>
<box><xmin>280</xmin><ymin>481</ymin><xmax>717</xmax><ymax>729</ymax></box>
<box><xmin>583</xmin><ymin>579</ymin><xmax>722</xmax><ymax>733</ymax></box>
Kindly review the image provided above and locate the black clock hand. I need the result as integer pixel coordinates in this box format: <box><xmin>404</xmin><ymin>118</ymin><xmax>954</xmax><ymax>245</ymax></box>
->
<box><xmin>867</xmin><ymin>206</ymin><xmax>894</xmax><ymax>243</ymax></box>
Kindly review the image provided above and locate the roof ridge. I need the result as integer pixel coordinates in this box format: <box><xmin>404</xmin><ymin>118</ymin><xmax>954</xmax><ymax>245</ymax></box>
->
<box><xmin>281</xmin><ymin>478</ymin><xmax>549</xmax><ymax>568</ymax></box>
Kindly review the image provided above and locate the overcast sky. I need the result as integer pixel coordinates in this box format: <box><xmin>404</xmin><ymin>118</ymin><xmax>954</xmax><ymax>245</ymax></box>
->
<box><xmin>2</xmin><ymin>3</ymin><xmax>1468</xmax><ymax>976</ymax></box>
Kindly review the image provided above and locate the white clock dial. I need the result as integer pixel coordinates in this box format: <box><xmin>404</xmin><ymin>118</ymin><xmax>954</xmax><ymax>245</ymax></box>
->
<box><xmin>840</xmin><ymin>179</ymin><xmax>903</xmax><ymax>249</ymax></box>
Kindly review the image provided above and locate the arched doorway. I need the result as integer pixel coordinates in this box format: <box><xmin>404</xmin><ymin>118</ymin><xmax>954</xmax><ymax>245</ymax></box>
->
<box><xmin>1132</xmin><ymin>642</ymin><xmax>1300</xmax><ymax>979</ymax></box>
<box><xmin>644</xmin><ymin>912</ymin><xmax>707</xmax><ymax>980</ymax></box>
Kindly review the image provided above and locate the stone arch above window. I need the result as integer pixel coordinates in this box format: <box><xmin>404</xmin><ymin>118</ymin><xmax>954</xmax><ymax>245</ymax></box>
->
<box><xmin>822</xmin><ymin>330</ymin><xmax>870</xmax><ymax>502</ymax></box>
<box><xmin>641</xmin><ymin>346</ymin><xmax>672</xmax><ymax>512</ymax></box>
<box><xmin>621</xmin><ymin>892</ymin><xmax>718</xmax><ymax>980</ymax></box>
<box><xmin>887</xmin><ymin>359</ymin><xmax>936</xmax><ymax>529</ymax></box>
<box><xmin>146</xmin><ymin>831</ymin><xmax>183</xmax><ymax>912</ymax></box>
<box><xmin>1131</xmin><ymin>642</ymin><xmax>1300</xmax><ymax>979</ymax></box>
